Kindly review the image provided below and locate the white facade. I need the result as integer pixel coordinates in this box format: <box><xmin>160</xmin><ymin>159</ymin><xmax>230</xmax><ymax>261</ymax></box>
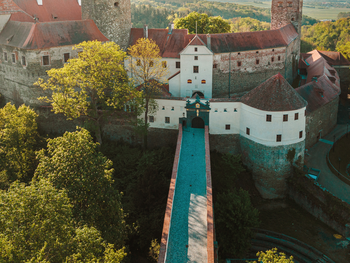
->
<box><xmin>173</xmin><ymin>43</ymin><xmax>213</xmax><ymax>99</ymax></box>
<box><xmin>240</xmin><ymin>104</ymin><xmax>306</xmax><ymax>146</ymax></box>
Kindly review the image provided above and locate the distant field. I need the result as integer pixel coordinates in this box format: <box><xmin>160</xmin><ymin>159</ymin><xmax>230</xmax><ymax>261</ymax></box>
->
<box><xmin>230</xmin><ymin>1</ymin><xmax>350</xmax><ymax>20</ymax></box>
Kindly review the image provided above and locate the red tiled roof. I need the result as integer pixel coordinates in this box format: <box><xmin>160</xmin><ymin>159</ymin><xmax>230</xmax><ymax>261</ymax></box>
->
<box><xmin>9</xmin><ymin>0</ymin><xmax>82</xmax><ymax>22</ymax></box>
<box><xmin>296</xmin><ymin>75</ymin><xmax>340</xmax><ymax>113</ymax></box>
<box><xmin>318</xmin><ymin>50</ymin><xmax>350</xmax><ymax>66</ymax></box>
<box><xmin>0</xmin><ymin>19</ymin><xmax>108</xmax><ymax>49</ymax></box>
<box><xmin>0</xmin><ymin>0</ymin><xmax>22</xmax><ymax>14</ymax></box>
<box><xmin>188</xmin><ymin>35</ymin><xmax>205</xmax><ymax>46</ymax></box>
<box><xmin>168</xmin><ymin>70</ymin><xmax>180</xmax><ymax>80</ymax></box>
<box><xmin>241</xmin><ymin>73</ymin><xmax>307</xmax><ymax>111</ymax></box>
<box><xmin>128</xmin><ymin>24</ymin><xmax>298</xmax><ymax>58</ymax></box>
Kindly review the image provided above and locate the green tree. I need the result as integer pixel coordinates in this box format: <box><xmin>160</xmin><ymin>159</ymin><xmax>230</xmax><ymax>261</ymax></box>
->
<box><xmin>0</xmin><ymin>179</ymin><xmax>126</xmax><ymax>262</ymax></box>
<box><xmin>34</xmin><ymin>128</ymin><xmax>126</xmax><ymax>247</ymax></box>
<box><xmin>230</xmin><ymin>17</ymin><xmax>270</xmax><ymax>33</ymax></box>
<box><xmin>0</xmin><ymin>103</ymin><xmax>39</xmax><ymax>187</ymax></box>
<box><xmin>36</xmin><ymin>40</ymin><xmax>138</xmax><ymax>145</ymax></box>
<box><xmin>174</xmin><ymin>12</ymin><xmax>230</xmax><ymax>34</ymax></box>
<box><xmin>336</xmin><ymin>41</ymin><xmax>350</xmax><ymax>60</ymax></box>
<box><xmin>215</xmin><ymin>188</ymin><xmax>260</xmax><ymax>257</ymax></box>
<box><xmin>251</xmin><ymin>248</ymin><xmax>294</xmax><ymax>263</ymax></box>
<box><xmin>128</xmin><ymin>38</ymin><xmax>168</xmax><ymax>148</ymax></box>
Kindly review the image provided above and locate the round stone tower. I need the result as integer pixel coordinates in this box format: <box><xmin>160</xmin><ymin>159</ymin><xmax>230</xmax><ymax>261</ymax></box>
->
<box><xmin>271</xmin><ymin>0</ymin><xmax>302</xmax><ymax>35</ymax></box>
<box><xmin>82</xmin><ymin>0</ymin><xmax>131</xmax><ymax>50</ymax></box>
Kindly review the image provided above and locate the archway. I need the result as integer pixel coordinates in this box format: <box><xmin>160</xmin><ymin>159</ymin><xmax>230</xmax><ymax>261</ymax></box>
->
<box><xmin>192</xmin><ymin>117</ymin><xmax>204</xmax><ymax>128</ymax></box>
<box><xmin>192</xmin><ymin>91</ymin><xmax>204</xmax><ymax>98</ymax></box>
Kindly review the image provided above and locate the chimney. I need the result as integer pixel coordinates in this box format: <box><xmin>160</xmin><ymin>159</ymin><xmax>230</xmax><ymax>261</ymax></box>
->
<box><xmin>206</xmin><ymin>34</ymin><xmax>211</xmax><ymax>50</ymax></box>
<box><xmin>168</xmin><ymin>22</ymin><xmax>174</xmax><ymax>34</ymax></box>
<box><xmin>143</xmin><ymin>24</ymin><xmax>148</xmax><ymax>39</ymax></box>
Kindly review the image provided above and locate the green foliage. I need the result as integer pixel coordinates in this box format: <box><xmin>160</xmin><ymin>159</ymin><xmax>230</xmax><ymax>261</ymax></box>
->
<box><xmin>0</xmin><ymin>103</ymin><xmax>39</xmax><ymax>187</ymax></box>
<box><xmin>148</xmin><ymin>239</ymin><xmax>160</xmax><ymax>262</ymax></box>
<box><xmin>251</xmin><ymin>248</ymin><xmax>294</xmax><ymax>263</ymax></box>
<box><xmin>0</xmin><ymin>180</ymin><xmax>125</xmax><ymax>262</ymax></box>
<box><xmin>35</xmin><ymin>128</ymin><xmax>126</xmax><ymax>247</ymax></box>
<box><xmin>174</xmin><ymin>11</ymin><xmax>230</xmax><ymax>34</ymax></box>
<box><xmin>302</xmin><ymin>15</ymin><xmax>319</xmax><ymax>26</ymax></box>
<box><xmin>215</xmin><ymin>188</ymin><xmax>260</xmax><ymax>257</ymax></box>
<box><xmin>301</xmin><ymin>18</ymin><xmax>350</xmax><ymax>56</ymax></box>
<box><xmin>230</xmin><ymin>17</ymin><xmax>270</xmax><ymax>33</ymax></box>
<box><xmin>101</xmin><ymin>142</ymin><xmax>173</xmax><ymax>254</ymax></box>
<box><xmin>36</xmin><ymin>40</ymin><xmax>139</xmax><ymax>145</ymax></box>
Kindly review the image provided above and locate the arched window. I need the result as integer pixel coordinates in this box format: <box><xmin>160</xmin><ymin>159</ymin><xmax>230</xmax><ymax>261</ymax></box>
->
<box><xmin>201</xmin><ymin>79</ymin><xmax>206</xmax><ymax>84</ymax></box>
<box><xmin>187</xmin><ymin>79</ymin><xmax>192</xmax><ymax>84</ymax></box>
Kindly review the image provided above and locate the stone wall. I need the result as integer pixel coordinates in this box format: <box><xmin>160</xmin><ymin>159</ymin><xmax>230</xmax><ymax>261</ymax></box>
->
<box><xmin>288</xmin><ymin>168</ymin><xmax>350</xmax><ymax>237</ymax></box>
<box><xmin>212</xmin><ymin>48</ymin><xmax>286</xmax><ymax>98</ymax></box>
<box><xmin>240</xmin><ymin>135</ymin><xmax>305</xmax><ymax>199</ymax></box>
<box><xmin>305</xmin><ymin>97</ymin><xmax>339</xmax><ymax>149</ymax></box>
<box><xmin>271</xmin><ymin>0</ymin><xmax>302</xmax><ymax>35</ymax></box>
<box><xmin>209</xmin><ymin>134</ymin><xmax>241</xmax><ymax>155</ymax></box>
<box><xmin>82</xmin><ymin>0</ymin><xmax>131</xmax><ymax>50</ymax></box>
<box><xmin>334</xmin><ymin>66</ymin><xmax>350</xmax><ymax>100</ymax></box>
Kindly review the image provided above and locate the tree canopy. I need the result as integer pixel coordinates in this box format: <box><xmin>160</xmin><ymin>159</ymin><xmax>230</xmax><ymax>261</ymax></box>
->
<box><xmin>174</xmin><ymin>11</ymin><xmax>230</xmax><ymax>34</ymax></box>
<box><xmin>128</xmin><ymin>38</ymin><xmax>168</xmax><ymax>148</ymax></box>
<box><xmin>0</xmin><ymin>179</ymin><xmax>126</xmax><ymax>262</ymax></box>
<box><xmin>251</xmin><ymin>248</ymin><xmax>294</xmax><ymax>263</ymax></box>
<box><xmin>230</xmin><ymin>17</ymin><xmax>269</xmax><ymax>33</ymax></box>
<box><xmin>0</xmin><ymin>103</ymin><xmax>39</xmax><ymax>188</ymax></box>
<box><xmin>36</xmin><ymin>40</ymin><xmax>138</xmax><ymax>145</ymax></box>
<box><xmin>35</xmin><ymin>128</ymin><xmax>126</xmax><ymax>247</ymax></box>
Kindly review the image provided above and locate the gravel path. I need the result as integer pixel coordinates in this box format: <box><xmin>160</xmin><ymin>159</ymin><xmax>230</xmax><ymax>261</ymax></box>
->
<box><xmin>166</xmin><ymin>128</ymin><xmax>207</xmax><ymax>263</ymax></box>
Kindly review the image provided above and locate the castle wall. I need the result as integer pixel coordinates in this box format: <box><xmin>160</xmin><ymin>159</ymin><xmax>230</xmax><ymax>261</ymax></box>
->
<box><xmin>305</xmin><ymin>97</ymin><xmax>339</xmax><ymax>149</ymax></box>
<box><xmin>240</xmin><ymin>135</ymin><xmax>305</xmax><ymax>199</ymax></box>
<box><xmin>209</xmin><ymin>134</ymin><xmax>241</xmax><ymax>155</ymax></box>
<box><xmin>209</xmin><ymin>101</ymin><xmax>241</xmax><ymax>134</ymax></box>
<box><xmin>271</xmin><ymin>0</ymin><xmax>302</xmax><ymax>35</ymax></box>
<box><xmin>212</xmin><ymin>48</ymin><xmax>286</xmax><ymax>98</ymax></box>
<box><xmin>334</xmin><ymin>66</ymin><xmax>350</xmax><ymax>100</ymax></box>
<box><xmin>0</xmin><ymin>45</ymin><xmax>78</xmax><ymax>106</ymax></box>
<box><xmin>284</xmin><ymin>37</ymin><xmax>300</xmax><ymax>83</ymax></box>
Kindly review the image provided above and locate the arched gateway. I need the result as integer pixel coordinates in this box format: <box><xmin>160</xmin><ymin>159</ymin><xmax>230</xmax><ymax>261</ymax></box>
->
<box><xmin>192</xmin><ymin>117</ymin><xmax>205</xmax><ymax>128</ymax></box>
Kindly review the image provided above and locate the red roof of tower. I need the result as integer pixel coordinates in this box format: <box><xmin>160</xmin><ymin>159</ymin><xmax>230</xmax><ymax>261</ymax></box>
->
<box><xmin>241</xmin><ymin>73</ymin><xmax>307</xmax><ymax>111</ymax></box>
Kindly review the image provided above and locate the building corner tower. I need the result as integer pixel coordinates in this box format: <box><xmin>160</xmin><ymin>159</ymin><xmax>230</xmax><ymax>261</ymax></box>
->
<box><xmin>82</xmin><ymin>0</ymin><xmax>131</xmax><ymax>50</ymax></box>
<box><xmin>271</xmin><ymin>0</ymin><xmax>302</xmax><ymax>34</ymax></box>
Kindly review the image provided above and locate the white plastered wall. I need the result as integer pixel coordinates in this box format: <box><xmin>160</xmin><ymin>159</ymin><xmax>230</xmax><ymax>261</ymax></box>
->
<box><xmin>209</xmin><ymin>102</ymin><xmax>241</xmax><ymax>134</ymax></box>
<box><xmin>240</xmin><ymin>103</ymin><xmax>306</xmax><ymax>146</ymax></box>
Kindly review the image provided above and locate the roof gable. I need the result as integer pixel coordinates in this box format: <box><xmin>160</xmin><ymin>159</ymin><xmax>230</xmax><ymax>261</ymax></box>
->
<box><xmin>241</xmin><ymin>73</ymin><xmax>307</xmax><ymax>111</ymax></box>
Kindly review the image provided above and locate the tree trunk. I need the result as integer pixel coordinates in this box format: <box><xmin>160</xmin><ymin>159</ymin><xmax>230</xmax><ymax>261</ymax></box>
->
<box><xmin>144</xmin><ymin>98</ymin><xmax>149</xmax><ymax>150</ymax></box>
<box><xmin>91</xmin><ymin>92</ymin><xmax>103</xmax><ymax>146</ymax></box>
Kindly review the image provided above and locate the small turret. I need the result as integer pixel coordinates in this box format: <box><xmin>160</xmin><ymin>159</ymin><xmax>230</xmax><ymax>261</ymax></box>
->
<box><xmin>271</xmin><ymin>0</ymin><xmax>302</xmax><ymax>35</ymax></box>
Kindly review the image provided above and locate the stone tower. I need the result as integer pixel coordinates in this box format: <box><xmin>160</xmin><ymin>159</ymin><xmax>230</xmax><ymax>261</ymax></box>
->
<box><xmin>82</xmin><ymin>0</ymin><xmax>131</xmax><ymax>50</ymax></box>
<box><xmin>271</xmin><ymin>0</ymin><xmax>303</xmax><ymax>35</ymax></box>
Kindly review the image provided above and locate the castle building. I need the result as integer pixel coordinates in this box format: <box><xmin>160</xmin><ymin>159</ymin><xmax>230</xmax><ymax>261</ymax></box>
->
<box><xmin>0</xmin><ymin>0</ymin><xmax>348</xmax><ymax>198</ymax></box>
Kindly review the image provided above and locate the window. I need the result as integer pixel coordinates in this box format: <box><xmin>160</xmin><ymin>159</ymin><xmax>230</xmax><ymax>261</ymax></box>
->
<box><xmin>162</xmin><ymin>61</ymin><xmax>167</xmax><ymax>68</ymax></box>
<box><xmin>176</xmin><ymin>61</ymin><xmax>180</xmax><ymax>68</ymax></box>
<box><xmin>21</xmin><ymin>56</ymin><xmax>26</xmax><ymax>66</ymax></box>
<box><xmin>64</xmin><ymin>53</ymin><xmax>70</xmax><ymax>63</ymax></box>
<box><xmin>266</xmin><ymin>114</ymin><xmax>272</xmax><ymax>122</ymax></box>
<box><xmin>194</xmin><ymin>47</ymin><xmax>198</xmax><ymax>52</ymax></box>
<box><xmin>149</xmin><ymin>61</ymin><xmax>153</xmax><ymax>67</ymax></box>
<box><xmin>201</xmin><ymin>79</ymin><xmax>206</xmax><ymax>84</ymax></box>
<box><xmin>278</xmin><ymin>56</ymin><xmax>281</xmax><ymax>61</ymax></box>
<box><xmin>288</xmin><ymin>2</ymin><xmax>292</xmax><ymax>7</ymax></box>
<box><xmin>283</xmin><ymin>114</ymin><xmax>288</xmax><ymax>122</ymax></box>
<box><xmin>256</xmin><ymin>51</ymin><xmax>259</xmax><ymax>54</ymax></box>
<box><xmin>3</xmin><ymin>52</ymin><xmax>7</xmax><ymax>62</ymax></box>
<box><xmin>42</xmin><ymin>55</ymin><xmax>49</xmax><ymax>66</ymax></box>
<box><xmin>194</xmin><ymin>56</ymin><xmax>198</xmax><ymax>60</ymax></box>
<box><xmin>12</xmin><ymin>53</ymin><xmax>16</xmax><ymax>63</ymax></box>
<box><xmin>224</xmin><ymin>108</ymin><xmax>227</xmax><ymax>112</ymax></box>
<box><xmin>299</xmin><ymin>131</ymin><xmax>303</xmax><ymax>138</ymax></box>
<box><xmin>149</xmin><ymin>116</ymin><xmax>154</xmax><ymax>122</ymax></box>
<box><xmin>237</xmin><ymin>61</ymin><xmax>241</xmax><ymax>67</ymax></box>
<box><xmin>238</xmin><ymin>52</ymin><xmax>241</xmax><ymax>55</ymax></box>
<box><xmin>276</xmin><ymin>134</ymin><xmax>282</xmax><ymax>142</ymax></box>
<box><xmin>136</xmin><ymin>59</ymin><xmax>141</xmax><ymax>66</ymax></box>
<box><xmin>165</xmin><ymin>117</ymin><xmax>170</xmax><ymax>123</ymax></box>
<box><xmin>114</xmin><ymin>2</ymin><xmax>119</xmax><ymax>7</ymax></box>
<box><xmin>193</xmin><ymin>66</ymin><xmax>199</xmax><ymax>73</ymax></box>
<box><xmin>234</xmin><ymin>108</ymin><xmax>237</xmax><ymax>112</ymax></box>
<box><xmin>171</xmin><ymin>106</ymin><xmax>174</xmax><ymax>111</ymax></box>
<box><xmin>295</xmin><ymin>113</ymin><xmax>299</xmax><ymax>120</ymax></box>
<box><xmin>246</xmin><ymin>127</ymin><xmax>250</xmax><ymax>135</ymax></box>
<box><xmin>187</xmin><ymin>79</ymin><xmax>192</xmax><ymax>84</ymax></box>
<box><xmin>271</xmin><ymin>57</ymin><xmax>274</xmax><ymax>62</ymax></box>
<box><xmin>162</xmin><ymin>106</ymin><xmax>165</xmax><ymax>110</ymax></box>
<box><xmin>256</xmin><ymin>59</ymin><xmax>259</xmax><ymax>65</ymax></box>
<box><xmin>291</xmin><ymin>18</ymin><xmax>295</xmax><ymax>21</ymax></box>
<box><xmin>213</xmin><ymin>64</ymin><xmax>217</xmax><ymax>69</ymax></box>
<box><xmin>272</xmin><ymin>49</ymin><xmax>275</xmax><ymax>52</ymax></box>
<box><xmin>278</xmin><ymin>2</ymin><xmax>283</xmax><ymax>7</ymax></box>
<box><xmin>214</xmin><ymin>108</ymin><xmax>218</xmax><ymax>112</ymax></box>
<box><xmin>225</xmin><ymin>124</ymin><xmax>230</xmax><ymax>130</ymax></box>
